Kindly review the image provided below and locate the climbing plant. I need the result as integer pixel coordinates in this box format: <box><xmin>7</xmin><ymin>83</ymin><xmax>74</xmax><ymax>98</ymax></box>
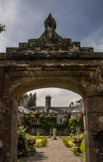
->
<box><xmin>69</xmin><ymin>118</ymin><xmax>79</xmax><ymax>133</ymax></box>
<box><xmin>24</xmin><ymin>111</ymin><xmax>70</xmax><ymax>132</ymax></box>
<box><xmin>69</xmin><ymin>116</ymin><xmax>84</xmax><ymax>133</ymax></box>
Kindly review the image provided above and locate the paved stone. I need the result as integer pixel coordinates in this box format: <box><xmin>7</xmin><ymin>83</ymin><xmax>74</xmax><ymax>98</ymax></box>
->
<box><xmin>22</xmin><ymin>138</ymin><xmax>80</xmax><ymax>162</ymax></box>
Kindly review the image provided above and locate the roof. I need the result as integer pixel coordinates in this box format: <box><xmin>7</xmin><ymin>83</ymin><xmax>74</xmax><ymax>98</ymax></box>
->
<box><xmin>19</xmin><ymin>105</ymin><xmax>83</xmax><ymax>114</ymax></box>
<box><xmin>71</xmin><ymin>109</ymin><xmax>80</xmax><ymax>113</ymax></box>
<box><xmin>18</xmin><ymin>106</ymin><xmax>33</xmax><ymax>114</ymax></box>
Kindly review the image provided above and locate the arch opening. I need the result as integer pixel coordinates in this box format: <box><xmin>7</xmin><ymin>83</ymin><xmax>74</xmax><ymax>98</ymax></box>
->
<box><xmin>11</xmin><ymin>77</ymin><xmax>86</xmax><ymax>101</ymax></box>
<box><xmin>18</xmin><ymin>87</ymin><xmax>84</xmax><ymax>161</ymax></box>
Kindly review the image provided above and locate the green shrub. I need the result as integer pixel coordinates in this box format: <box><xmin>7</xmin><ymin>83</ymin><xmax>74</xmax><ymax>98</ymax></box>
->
<box><xmin>72</xmin><ymin>146</ymin><xmax>79</xmax><ymax>154</ymax></box>
<box><xmin>42</xmin><ymin>138</ymin><xmax>47</xmax><ymax>146</ymax></box>
<box><xmin>37</xmin><ymin>132</ymin><xmax>40</xmax><ymax>137</ymax></box>
<box><xmin>59</xmin><ymin>136</ymin><xmax>62</xmax><ymax>138</ymax></box>
<box><xmin>63</xmin><ymin>137</ymin><xmax>73</xmax><ymax>148</ymax></box>
<box><xmin>69</xmin><ymin>133</ymin><xmax>74</xmax><ymax>138</ymax></box>
<box><xmin>18</xmin><ymin>125</ymin><xmax>29</xmax><ymax>154</ymax></box>
<box><xmin>80</xmin><ymin>139</ymin><xmax>85</xmax><ymax>153</ymax></box>
<box><xmin>80</xmin><ymin>133</ymin><xmax>84</xmax><ymax>139</ymax></box>
<box><xmin>34</xmin><ymin>138</ymin><xmax>47</xmax><ymax>147</ymax></box>
<box><xmin>69</xmin><ymin>118</ymin><xmax>79</xmax><ymax>133</ymax></box>
<box><xmin>49</xmin><ymin>135</ymin><xmax>52</xmax><ymax>138</ymax></box>
<box><xmin>68</xmin><ymin>140</ymin><xmax>73</xmax><ymax>147</ymax></box>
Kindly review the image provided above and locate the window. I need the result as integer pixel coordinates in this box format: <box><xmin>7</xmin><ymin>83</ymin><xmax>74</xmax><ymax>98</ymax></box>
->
<box><xmin>30</xmin><ymin>118</ymin><xmax>39</xmax><ymax>124</ymax></box>
<box><xmin>60</xmin><ymin>118</ymin><xmax>62</xmax><ymax>124</ymax></box>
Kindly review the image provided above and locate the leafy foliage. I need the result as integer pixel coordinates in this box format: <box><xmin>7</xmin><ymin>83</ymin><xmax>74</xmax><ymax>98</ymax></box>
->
<box><xmin>18</xmin><ymin>124</ymin><xmax>29</xmax><ymax>154</ymax></box>
<box><xmin>69</xmin><ymin>116</ymin><xmax>84</xmax><ymax>133</ymax></box>
<box><xmin>63</xmin><ymin>137</ymin><xmax>73</xmax><ymax>147</ymax></box>
<box><xmin>24</xmin><ymin>112</ymin><xmax>69</xmax><ymax>132</ymax></box>
<box><xmin>19</xmin><ymin>93</ymin><xmax>28</xmax><ymax>100</ymax></box>
<box><xmin>18</xmin><ymin>122</ymin><xmax>35</xmax><ymax>156</ymax></box>
<box><xmin>0</xmin><ymin>24</ymin><xmax>6</xmax><ymax>33</ymax></box>
<box><xmin>27</xmin><ymin>93</ymin><xmax>37</xmax><ymax>107</ymax></box>
<box><xmin>71</xmin><ymin>146</ymin><xmax>79</xmax><ymax>154</ymax></box>
<box><xmin>78</xmin><ymin>115</ymin><xmax>84</xmax><ymax>132</ymax></box>
<box><xmin>69</xmin><ymin>118</ymin><xmax>79</xmax><ymax>133</ymax></box>
<box><xmin>34</xmin><ymin>138</ymin><xmax>47</xmax><ymax>147</ymax></box>
<box><xmin>80</xmin><ymin>139</ymin><xmax>85</xmax><ymax>153</ymax></box>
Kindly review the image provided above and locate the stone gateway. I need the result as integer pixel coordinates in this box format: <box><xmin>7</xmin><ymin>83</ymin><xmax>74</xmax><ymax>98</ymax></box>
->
<box><xmin>0</xmin><ymin>14</ymin><xmax>103</xmax><ymax>162</ymax></box>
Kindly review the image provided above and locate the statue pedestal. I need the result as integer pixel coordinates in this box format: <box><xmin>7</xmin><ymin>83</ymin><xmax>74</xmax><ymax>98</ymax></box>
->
<box><xmin>53</xmin><ymin>128</ymin><xmax>57</xmax><ymax>140</ymax></box>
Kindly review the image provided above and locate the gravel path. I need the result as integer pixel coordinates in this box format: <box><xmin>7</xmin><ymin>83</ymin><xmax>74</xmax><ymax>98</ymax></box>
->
<box><xmin>22</xmin><ymin>137</ymin><xmax>81</xmax><ymax>162</ymax></box>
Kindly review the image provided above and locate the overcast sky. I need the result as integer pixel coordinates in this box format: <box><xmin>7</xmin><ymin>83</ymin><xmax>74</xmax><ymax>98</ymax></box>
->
<box><xmin>0</xmin><ymin>0</ymin><xmax>103</xmax><ymax>106</ymax></box>
<box><xmin>27</xmin><ymin>88</ymin><xmax>81</xmax><ymax>107</ymax></box>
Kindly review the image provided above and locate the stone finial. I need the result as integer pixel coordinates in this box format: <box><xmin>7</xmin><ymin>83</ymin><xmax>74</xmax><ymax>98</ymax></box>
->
<box><xmin>44</xmin><ymin>13</ymin><xmax>56</xmax><ymax>31</ymax></box>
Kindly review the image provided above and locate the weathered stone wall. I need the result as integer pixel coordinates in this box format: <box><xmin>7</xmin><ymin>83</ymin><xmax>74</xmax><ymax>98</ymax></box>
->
<box><xmin>0</xmin><ymin>97</ymin><xmax>18</xmax><ymax>162</ymax></box>
<box><xmin>84</xmin><ymin>96</ymin><xmax>103</xmax><ymax>162</ymax></box>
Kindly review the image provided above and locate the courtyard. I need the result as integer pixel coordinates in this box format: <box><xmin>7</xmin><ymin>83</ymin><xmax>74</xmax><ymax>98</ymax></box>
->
<box><xmin>21</xmin><ymin>138</ymin><xmax>81</xmax><ymax>162</ymax></box>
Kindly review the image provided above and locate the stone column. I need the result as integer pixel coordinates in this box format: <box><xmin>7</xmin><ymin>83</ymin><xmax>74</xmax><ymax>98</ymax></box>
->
<box><xmin>84</xmin><ymin>96</ymin><xmax>103</xmax><ymax>162</ymax></box>
<box><xmin>0</xmin><ymin>97</ymin><xmax>18</xmax><ymax>162</ymax></box>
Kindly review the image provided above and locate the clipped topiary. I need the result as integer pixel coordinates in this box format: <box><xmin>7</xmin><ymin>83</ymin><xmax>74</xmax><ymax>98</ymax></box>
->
<box><xmin>80</xmin><ymin>139</ymin><xmax>85</xmax><ymax>153</ymax></box>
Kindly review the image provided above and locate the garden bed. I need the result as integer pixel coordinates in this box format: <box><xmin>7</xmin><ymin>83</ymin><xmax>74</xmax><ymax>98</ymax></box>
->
<box><xmin>62</xmin><ymin>134</ymin><xmax>86</xmax><ymax>161</ymax></box>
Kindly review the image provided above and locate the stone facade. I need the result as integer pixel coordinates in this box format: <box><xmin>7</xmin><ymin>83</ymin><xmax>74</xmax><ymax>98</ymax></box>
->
<box><xmin>19</xmin><ymin>95</ymin><xmax>82</xmax><ymax>136</ymax></box>
<box><xmin>71</xmin><ymin>109</ymin><xmax>82</xmax><ymax>120</ymax></box>
<box><xmin>0</xmin><ymin>14</ymin><xmax>103</xmax><ymax>161</ymax></box>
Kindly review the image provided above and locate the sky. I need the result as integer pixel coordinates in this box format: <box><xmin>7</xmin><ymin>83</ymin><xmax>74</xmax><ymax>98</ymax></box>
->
<box><xmin>0</xmin><ymin>0</ymin><xmax>103</xmax><ymax>106</ymax></box>
<box><xmin>27</xmin><ymin>88</ymin><xmax>81</xmax><ymax>107</ymax></box>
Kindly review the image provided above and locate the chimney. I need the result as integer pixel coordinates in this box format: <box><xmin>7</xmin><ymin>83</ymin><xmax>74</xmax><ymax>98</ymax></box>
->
<box><xmin>45</xmin><ymin>95</ymin><xmax>52</xmax><ymax>108</ymax></box>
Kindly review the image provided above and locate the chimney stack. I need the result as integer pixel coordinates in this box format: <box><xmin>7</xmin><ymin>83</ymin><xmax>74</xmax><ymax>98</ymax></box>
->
<box><xmin>45</xmin><ymin>95</ymin><xmax>52</xmax><ymax>113</ymax></box>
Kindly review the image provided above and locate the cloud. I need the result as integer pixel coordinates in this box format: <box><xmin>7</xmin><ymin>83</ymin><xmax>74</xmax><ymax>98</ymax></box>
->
<box><xmin>0</xmin><ymin>0</ymin><xmax>46</xmax><ymax>52</ymax></box>
<box><xmin>0</xmin><ymin>0</ymin><xmax>103</xmax><ymax>52</ymax></box>
<box><xmin>27</xmin><ymin>88</ymin><xmax>81</xmax><ymax>107</ymax></box>
<box><xmin>81</xmin><ymin>26</ymin><xmax>103</xmax><ymax>52</ymax></box>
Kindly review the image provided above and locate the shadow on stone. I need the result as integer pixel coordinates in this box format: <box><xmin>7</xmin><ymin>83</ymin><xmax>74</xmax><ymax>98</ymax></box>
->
<box><xmin>22</xmin><ymin>151</ymin><xmax>48</xmax><ymax>162</ymax></box>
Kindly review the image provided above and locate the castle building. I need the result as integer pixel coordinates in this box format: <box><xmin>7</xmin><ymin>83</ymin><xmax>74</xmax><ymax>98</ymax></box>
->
<box><xmin>18</xmin><ymin>95</ymin><xmax>83</xmax><ymax>135</ymax></box>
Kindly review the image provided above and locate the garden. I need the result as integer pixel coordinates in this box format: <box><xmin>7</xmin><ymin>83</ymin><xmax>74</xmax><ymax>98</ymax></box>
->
<box><xmin>62</xmin><ymin>133</ymin><xmax>85</xmax><ymax>162</ymax></box>
<box><xmin>18</xmin><ymin>122</ymin><xmax>48</xmax><ymax>161</ymax></box>
<box><xmin>18</xmin><ymin>112</ymin><xmax>84</xmax><ymax>161</ymax></box>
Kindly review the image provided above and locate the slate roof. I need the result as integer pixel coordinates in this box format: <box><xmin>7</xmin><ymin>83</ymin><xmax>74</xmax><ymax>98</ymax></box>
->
<box><xmin>71</xmin><ymin>109</ymin><xmax>80</xmax><ymax>113</ymax></box>
<box><xmin>19</xmin><ymin>105</ymin><xmax>83</xmax><ymax>114</ymax></box>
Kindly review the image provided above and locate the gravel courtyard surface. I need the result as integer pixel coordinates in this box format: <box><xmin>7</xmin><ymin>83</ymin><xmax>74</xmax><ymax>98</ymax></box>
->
<box><xmin>22</xmin><ymin>138</ymin><xmax>81</xmax><ymax>162</ymax></box>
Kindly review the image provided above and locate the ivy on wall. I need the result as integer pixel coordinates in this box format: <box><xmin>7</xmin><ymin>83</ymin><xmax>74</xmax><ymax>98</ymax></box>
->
<box><xmin>24</xmin><ymin>111</ymin><xmax>70</xmax><ymax>132</ymax></box>
<box><xmin>69</xmin><ymin>116</ymin><xmax>84</xmax><ymax>133</ymax></box>
<box><xmin>24</xmin><ymin>111</ymin><xmax>84</xmax><ymax>134</ymax></box>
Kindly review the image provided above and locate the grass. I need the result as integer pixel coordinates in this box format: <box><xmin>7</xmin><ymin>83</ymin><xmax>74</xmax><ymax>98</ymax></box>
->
<box><xmin>25</xmin><ymin>133</ymin><xmax>49</xmax><ymax>140</ymax></box>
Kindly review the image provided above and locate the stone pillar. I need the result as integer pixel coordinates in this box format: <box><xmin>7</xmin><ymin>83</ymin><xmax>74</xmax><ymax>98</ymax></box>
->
<box><xmin>84</xmin><ymin>96</ymin><xmax>103</xmax><ymax>162</ymax></box>
<box><xmin>0</xmin><ymin>97</ymin><xmax>18</xmax><ymax>162</ymax></box>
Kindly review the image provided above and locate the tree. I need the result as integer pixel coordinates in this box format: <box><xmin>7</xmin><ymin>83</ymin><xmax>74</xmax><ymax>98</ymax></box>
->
<box><xmin>20</xmin><ymin>93</ymin><xmax>28</xmax><ymax>100</ymax></box>
<box><xmin>32</xmin><ymin>93</ymin><xmax>37</xmax><ymax>106</ymax></box>
<box><xmin>27</xmin><ymin>93</ymin><xmax>37</xmax><ymax>107</ymax></box>
<box><xmin>0</xmin><ymin>24</ymin><xmax>6</xmax><ymax>33</ymax></box>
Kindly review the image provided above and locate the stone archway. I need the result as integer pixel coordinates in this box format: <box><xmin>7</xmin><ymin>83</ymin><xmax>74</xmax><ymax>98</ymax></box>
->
<box><xmin>0</xmin><ymin>14</ymin><xmax>103</xmax><ymax>162</ymax></box>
